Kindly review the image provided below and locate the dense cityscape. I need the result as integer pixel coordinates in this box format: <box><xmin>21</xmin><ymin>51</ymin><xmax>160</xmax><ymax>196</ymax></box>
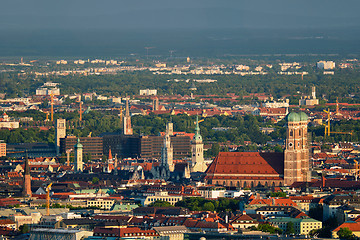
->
<box><xmin>2</xmin><ymin>1</ymin><xmax>360</xmax><ymax>239</ymax></box>
<box><xmin>0</xmin><ymin>56</ymin><xmax>359</xmax><ymax>240</ymax></box>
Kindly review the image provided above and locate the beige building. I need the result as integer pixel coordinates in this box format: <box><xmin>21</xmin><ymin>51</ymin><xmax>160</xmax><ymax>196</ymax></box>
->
<box><xmin>230</xmin><ymin>214</ymin><xmax>259</xmax><ymax>229</ymax></box>
<box><xmin>86</xmin><ymin>199</ymin><xmax>115</xmax><ymax>210</ymax></box>
<box><xmin>142</xmin><ymin>191</ymin><xmax>183</xmax><ymax>206</ymax></box>
<box><xmin>0</xmin><ymin>113</ymin><xmax>19</xmax><ymax>129</ymax></box>
<box><xmin>153</xmin><ymin>226</ymin><xmax>189</xmax><ymax>240</ymax></box>
<box><xmin>299</xmin><ymin>86</ymin><xmax>319</xmax><ymax>106</ymax></box>
<box><xmin>269</xmin><ymin>217</ymin><xmax>322</xmax><ymax>235</ymax></box>
<box><xmin>0</xmin><ymin>141</ymin><xmax>6</xmax><ymax>157</ymax></box>
<box><xmin>11</xmin><ymin>212</ymin><xmax>42</xmax><ymax>229</ymax></box>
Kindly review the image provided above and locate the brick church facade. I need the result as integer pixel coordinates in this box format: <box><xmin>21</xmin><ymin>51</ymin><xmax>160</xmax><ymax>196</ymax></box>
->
<box><xmin>205</xmin><ymin>112</ymin><xmax>309</xmax><ymax>187</ymax></box>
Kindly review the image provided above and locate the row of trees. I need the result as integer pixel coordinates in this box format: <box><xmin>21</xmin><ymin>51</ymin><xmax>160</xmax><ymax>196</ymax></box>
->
<box><xmin>174</xmin><ymin>197</ymin><xmax>242</xmax><ymax>212</ymax></box>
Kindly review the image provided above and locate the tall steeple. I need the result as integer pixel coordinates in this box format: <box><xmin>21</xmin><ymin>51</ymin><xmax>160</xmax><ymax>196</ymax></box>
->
<box><xmin>74</xmin><ymin>138</ymin><xmax>83</xmax><ymax>172</ymax></box>
<box><xmin>164</xmin><ymin>122</ymin><xmax>174</xmax><ymax>171</ymax></box>
<box><xmin>123</xmin><ymin>97</ymin><xmax>133</xmax><ymax>135</ymax></box>
<box><xmin>23</xmin><ymin>152</ymin><xmax>32</xmax><ymax>197</ymax></box>
<box><xmin>191</xmin><ymin>116</ymin><xmax>206</xmax><ymax>172</ymax></box>
<box><xmin>105</xmin><ymin>148</ymin><xmax>113</xmax><ymax>173</ymax></box>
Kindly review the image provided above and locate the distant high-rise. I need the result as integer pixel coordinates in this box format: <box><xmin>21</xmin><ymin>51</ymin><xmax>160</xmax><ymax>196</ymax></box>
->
<box><xmin>55</xmin><ymin>119</ymin><xmax>66</xmax><ymax>155</ymax></box>
<box><xmin>311</xmin><ymin>86</ymin><xmax>316</xmax><ymax>99</ymax></box>
<box><xmin>22</xmin><ymin>154</ymin><xmax>32</xmax><ymax>197</ymax></box>
<box><xmin>74</xmin><ymin>138</ymin><xmax>83</xmax><ymax>172</ymax></box>
<box><xmin>123</xmin><ymin>98</ymin><xmax>133</xmax><ymax>135</ymax></box>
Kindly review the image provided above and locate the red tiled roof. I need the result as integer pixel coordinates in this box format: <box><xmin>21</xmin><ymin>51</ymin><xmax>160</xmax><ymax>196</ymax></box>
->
<box><xmin>312</xmin><ymin>152</ymin><xmax>331</xmax><ymax>159</ymax></box>
<box><xmin>333</xmin><ymin>222</ymin><xmax>360</xmax><ymax>232</ymax></box>
<box><xmin>0</xmin><ymin>198</ymin><xmax>21</xmax><ymax>207</ymax></box>
<box><xmin>248</xmin><ymin>198</ymin><xmax>296</xmax><ymax>207</ymax></box>
<box><xmin>324</xmin><ymin>159</ymin><xmax>348</xmax><ymax>164</ymax></box>
<box><xmin>7</xmin><ymin>172</ymin><xmax>21</xmax><ymax>178</ymax></box>
<box><xmin>230</xmin><ymin>214</ymin><xmax>255</xmax><ymax>223</ymax></box>
<box><xmin>205</xmin><ymin>152</ymin><xmax>284</xmax><ymax>179</ymax></box>
<box><xmin>0</xmin><ymin>219</ymin><xmax>15</xmax><ymax>225</ymax></box>
<box><xmin>259</xmin><ymin>107</ymin><xmax>287</xmax><ymax>115</ymax></box>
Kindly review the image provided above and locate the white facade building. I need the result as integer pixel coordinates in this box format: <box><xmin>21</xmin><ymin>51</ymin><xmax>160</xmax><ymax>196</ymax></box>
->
<box><xmin>317</xmin><ymin>61</ymin><xmax>335</xmax><ymax>70</ymax></box>
<box><xmin>139</xmin><ymin>89</ymin><xmax>157</xmax><ymax>96</ymax></box>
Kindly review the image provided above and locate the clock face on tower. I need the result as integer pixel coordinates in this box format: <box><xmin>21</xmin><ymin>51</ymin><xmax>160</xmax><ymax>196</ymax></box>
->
<box><xmin>289</xmin><ymin>142</ymin><xmax>293</xmax><ymax>147</ymax></box>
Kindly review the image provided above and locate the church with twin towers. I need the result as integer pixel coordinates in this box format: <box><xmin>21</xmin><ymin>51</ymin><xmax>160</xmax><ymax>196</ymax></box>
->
<box><xmin>205</xmin><ymin>112</ymin><xmax>310</xmax><ymax>187</ymax></box>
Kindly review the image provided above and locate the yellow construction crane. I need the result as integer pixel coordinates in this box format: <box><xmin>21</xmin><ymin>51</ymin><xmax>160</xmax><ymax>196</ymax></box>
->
<box><xmin>46</xmin><ymin>183</ymin><xmax>52</xmax><ymax>216</ymax></box>
<box><xmin>193</xmin><ymin>118</ymin><xmax>205</xmax><ymax>125</ymax></box>
<box><xmin>323</xmin><ymin>108</ymin><xmax>352</xmax><ymax>137</ymax></box>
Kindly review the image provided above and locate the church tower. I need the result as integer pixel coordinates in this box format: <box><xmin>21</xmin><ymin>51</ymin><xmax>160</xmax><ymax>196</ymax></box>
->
<box><xmin>123</xmin><ymin>97</ymin><xmax>133</xmax><ymax>135</ymax></box>
<box><xmin>284</xmin><ymin>112</ymin><xmax>310</xmax><ymax>186</ymax></box>
<box><xmin>22</xmin><ymin>153</ymin><xmax>32</xmax><ymax>197</ymax></box>
<box><xmin>55</xmin><ymin>119</ymin><xmax>66</xmax><ymax>155</ymax></box>
<box><xmin>74</xmin><ymin>138</ymin><xmax>83</xmax><ymax>172</ymax></box>
<box><xmin>191</xmin><ymin>116</ymin><xmax>206</xmax><ymax>172</ymax></box>
<box><xmin>163</xmin><ymin>122</ymin><xmax>174</xmax><ymax>171</ymax></box>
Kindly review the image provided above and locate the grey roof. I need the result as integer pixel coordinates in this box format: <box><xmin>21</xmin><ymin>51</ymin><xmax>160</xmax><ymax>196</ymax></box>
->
<box><xmin>153</xmin><ymin>225</ymin><xmax>190</xmax><ymax>234</ymax></box>
<box><xmin>31</xmin><ymin>228</ymin><xmax>89</xmax><ymax>234</ymax></box>
<box><xmin>21</xmin><ymin>207</ymin><xmax>69</xmax><ymax>216</ymax></box>
<box><xmin>0</xmin><ymin>209</ymin><xmax>17</xmax><ymax>217</ymax></box>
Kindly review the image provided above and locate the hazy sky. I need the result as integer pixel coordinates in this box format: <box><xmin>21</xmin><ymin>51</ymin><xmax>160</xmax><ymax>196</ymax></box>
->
<box><xmin>1</xmin><ymin>0</ymin><xmax>360</xmax><ymax>30</ymax></box>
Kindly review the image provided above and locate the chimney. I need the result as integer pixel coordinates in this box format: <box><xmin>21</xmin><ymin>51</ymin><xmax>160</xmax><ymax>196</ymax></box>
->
<box><xmin>322</xmin><ymin>175</ymin><xmax>326</xmax><ymax>188</ymax></box>
<box><xmin>242</xmin><ymin>211</ymin><xmax>246</xmax><ymax>215</ymax></box>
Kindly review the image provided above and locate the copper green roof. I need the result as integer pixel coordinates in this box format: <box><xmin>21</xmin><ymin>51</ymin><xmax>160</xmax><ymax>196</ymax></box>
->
<box><xmin>299</xmin><ymin>112</ymin><xmax>308</xmax><ymax>121</ymax></box>
<box><xmin>74</xmin><ymin>138</ymin><xmax>83</xmax><ymax>148</ymax></box>
<box><xmin>287</xmin><ymin>112</ymin><xmax>300</xmax><ymax>122</ymax></box>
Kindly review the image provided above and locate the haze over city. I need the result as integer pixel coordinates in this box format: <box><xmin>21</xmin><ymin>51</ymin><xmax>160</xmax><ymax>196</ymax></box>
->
<box><xmin>1</xmin><ymin>0</ymin><xmax>360</xmax><ymax>57</ymax></box>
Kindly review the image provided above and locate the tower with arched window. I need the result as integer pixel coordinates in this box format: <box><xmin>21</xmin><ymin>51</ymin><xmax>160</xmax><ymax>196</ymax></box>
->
<box><xmin>284</xmin><ymin>112</ymin><xmax>310</xmax><ymax>186</ymax></box>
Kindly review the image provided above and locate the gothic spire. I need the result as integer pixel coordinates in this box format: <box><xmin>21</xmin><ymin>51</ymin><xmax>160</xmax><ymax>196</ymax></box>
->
<box><xmin>24</xmin><ymin>151</ymin><xmax>30</xmax><ymax>176</ymax></box>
